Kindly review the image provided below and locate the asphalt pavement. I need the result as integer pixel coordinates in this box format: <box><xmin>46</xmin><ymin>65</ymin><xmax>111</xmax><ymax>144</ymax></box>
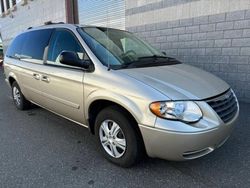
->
<box><xmin>0</xmin><ymin>67</ymin><xmax>249</xmax><ymax>188</ymax></box>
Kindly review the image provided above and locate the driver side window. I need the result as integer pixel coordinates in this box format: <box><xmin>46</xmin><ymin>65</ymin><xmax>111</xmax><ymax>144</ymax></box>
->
<box><xmin>47</xmin><ymin>29</ymin><xmax>88</xmax><ymax>66</ymax></box>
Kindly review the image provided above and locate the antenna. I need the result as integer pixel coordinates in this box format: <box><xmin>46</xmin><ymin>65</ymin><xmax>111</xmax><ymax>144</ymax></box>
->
<box><xmin>106</xmin><ymin>9</ymin><xmax>111</xmax><ymax>71</ymax></box>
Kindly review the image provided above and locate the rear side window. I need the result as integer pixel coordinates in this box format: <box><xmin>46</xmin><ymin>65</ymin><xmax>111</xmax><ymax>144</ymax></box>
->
<box><xmin>6</xmin><ymin>29</ymin><xmax>53</xmax><ymax>62</ymax></box>
<box><xmin>22</xmin><ymin>29</ymin><xmax>53</xmax><ymax>60</ymax></box>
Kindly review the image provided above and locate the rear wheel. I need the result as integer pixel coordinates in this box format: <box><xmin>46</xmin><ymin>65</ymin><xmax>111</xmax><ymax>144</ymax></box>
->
<box><xmin>95</xmin><ymin>106</ymin><xmax>143</xmax><ymax>167</ymax></box>
<box><xmin>12</xmin><ymin>82</ymin><xmax>31</xmax><ymax>110</ymax></box>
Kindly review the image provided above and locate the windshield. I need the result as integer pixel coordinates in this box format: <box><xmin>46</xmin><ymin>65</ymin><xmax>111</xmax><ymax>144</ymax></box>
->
<box><xmin>78</xmin><ymin>27</ymin><xmax>179</xmax><ymax>69</ymax></box>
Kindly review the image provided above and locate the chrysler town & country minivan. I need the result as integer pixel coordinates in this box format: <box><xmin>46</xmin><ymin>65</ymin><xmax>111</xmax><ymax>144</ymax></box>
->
<box><xmin>3</xmin><ymin>23</ymin><xmax>239</xmax><ymax>167</ymax></box>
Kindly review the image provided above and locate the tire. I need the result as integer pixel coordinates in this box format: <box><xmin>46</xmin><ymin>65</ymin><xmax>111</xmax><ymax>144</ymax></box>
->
<box><xmin>11</xmin><ymin>81</ymin><xmax>31</xmax><ymax>110</ymax></box>
<box><xmin>95</xmin><ymin>106</ymin><xmax>143</xmax><ymax>167</ymax></box>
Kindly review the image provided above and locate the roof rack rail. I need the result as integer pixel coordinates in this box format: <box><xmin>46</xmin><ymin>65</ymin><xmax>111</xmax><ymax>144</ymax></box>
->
<box><xmin>44</xmin><ymin>21</ymin><xmax>65</xmax><ymax>25</ymax></box>
<box><xmin>27</xmin><ymin>21</ymin><xmax>65</xmax><ymax>30</ymax></box>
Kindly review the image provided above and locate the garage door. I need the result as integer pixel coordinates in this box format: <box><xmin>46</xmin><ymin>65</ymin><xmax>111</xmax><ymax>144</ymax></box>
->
<box><xmin>77</xmin><ymin>0</ymin><xmax>125</xmax><ymax>30</ymax></box>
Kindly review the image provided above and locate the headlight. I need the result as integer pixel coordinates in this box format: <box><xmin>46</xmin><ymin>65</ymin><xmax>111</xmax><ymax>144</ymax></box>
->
<box><xmin>150</xmin><ymin>101</ymin><xmax>202</xmax><ymax>123</ymax></box>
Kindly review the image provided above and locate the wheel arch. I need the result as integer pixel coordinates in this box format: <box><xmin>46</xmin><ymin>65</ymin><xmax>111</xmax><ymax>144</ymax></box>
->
<box><xmin>85</xmin><ymin>90</ymin><xmax>144</xmax><ymax>131</ymax></box>
<box><xmin>7</xmin><ymin>72</ymin><xmax>19</xmax><ymax>86</ymax></box>
<box><xmin>87</xmin><ymin>98</ymin><xmax>146</xmax><ymax>156</ymax></box>
<box><xmin>9</xmin><ymin>76</ymin><xmax>16</xmax><ymax>86</ymax></box>
<box><xmin>87</xmin><ymin>98</ymin><xmax>142</xmax><ymax>135</ymax></box>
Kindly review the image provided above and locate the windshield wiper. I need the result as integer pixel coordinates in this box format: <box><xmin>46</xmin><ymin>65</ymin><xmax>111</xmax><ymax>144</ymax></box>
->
<box><xmin>138</xmin><ymin>55</ymin><xmax>168</xmax><ymax>60</ymax></box>
<box><xmin>120</xmin><ymin>55</ymin><xmax>168</xmax><ymax>68</ymax></box>
<box><xmin>117</xmin><ymin>56</ymin><xmax>180</xmax><ymax>69</ymax></box>
<box><xmin>118</xmin><ymin>60</ymin><xmax>160</xmax><ymax>69</ymax></box>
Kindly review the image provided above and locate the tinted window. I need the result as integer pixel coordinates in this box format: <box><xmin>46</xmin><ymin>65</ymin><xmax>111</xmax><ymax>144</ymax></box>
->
<box><xmin>22</xmin><ymin>29</ymin><xmax>53</xmax><ymax>60</ymax></box>
<box><xmin>6</xmin><ymin>29</ymin><xmax>53</xmax><ymax>61</ymax></box>
<box><xmin>6</xmin><ymin>34</ymin><xmax>26</xmax><ymax>58</ymax></box>
<box><xmin>47</xmin><ymin>29</ymin><xmax>86</xmax><ymax>65</ymax></box>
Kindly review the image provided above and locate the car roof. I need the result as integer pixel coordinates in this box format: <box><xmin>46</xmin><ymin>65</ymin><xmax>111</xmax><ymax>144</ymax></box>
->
<box><xmin>17</xmin><ymin>23</ymin><xmax>128</xmax><ymax>38</ymax></box>
<box><xmin>26</xmin><ymin>22</ymin><xmax>123</xmax><ymax>31</ymax></box>
<box><xmin>26</xmin><ymin>23</ymin><xmax>79</xmax><ymax>31</ymax></box>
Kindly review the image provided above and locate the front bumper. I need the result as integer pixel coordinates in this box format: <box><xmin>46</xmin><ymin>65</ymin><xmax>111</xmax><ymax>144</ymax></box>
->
<box><xmin>139</xmin><ymin>108</ymin><xmax>239</xmax><ymax>161</ymax></box>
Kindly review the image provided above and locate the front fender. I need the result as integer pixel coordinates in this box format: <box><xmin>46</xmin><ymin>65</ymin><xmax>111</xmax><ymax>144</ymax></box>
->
<box><xmin>85</xmin><ymin>89</ymin><xmax>156</xmax><ymax>126</ymax></box>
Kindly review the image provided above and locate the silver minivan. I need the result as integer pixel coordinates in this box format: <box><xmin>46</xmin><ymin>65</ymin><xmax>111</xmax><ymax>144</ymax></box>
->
<box><xmin>4</xmin><ymin>23</ymin><xmax>239</xmax><ymax>167</ymax></box>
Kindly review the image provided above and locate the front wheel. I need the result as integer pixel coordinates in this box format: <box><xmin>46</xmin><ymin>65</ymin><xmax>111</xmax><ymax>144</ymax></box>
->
<box><xmin>95</xmin><ymin>106</ymin><xmax>143</xmax><ymax>167</ymax></box>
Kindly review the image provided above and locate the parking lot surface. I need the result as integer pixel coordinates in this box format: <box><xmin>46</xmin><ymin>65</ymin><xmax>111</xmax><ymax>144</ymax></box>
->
<box><xmin>0</xmin><ymin>67</ymin><xmax>249</xmax><ymax>188</ymax></box>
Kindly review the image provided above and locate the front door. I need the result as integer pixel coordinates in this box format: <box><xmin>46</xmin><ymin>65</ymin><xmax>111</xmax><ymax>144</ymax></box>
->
<box><xmin>38</xmin><ymin>29</ymin><xmax>88</xmax><ymax>124</ymax></box>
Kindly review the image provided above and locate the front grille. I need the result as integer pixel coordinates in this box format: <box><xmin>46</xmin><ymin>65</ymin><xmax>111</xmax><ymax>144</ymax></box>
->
<box><xmin>207</xmin><ymin>89</ymin><xmax>238</xmax><ymax>123</ymax></box>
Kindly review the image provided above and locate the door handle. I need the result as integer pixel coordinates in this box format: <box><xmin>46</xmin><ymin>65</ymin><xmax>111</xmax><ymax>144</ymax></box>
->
<box><xmin>33</xmin><ymin>73</ymin><xmax>40</xmax><ymax>80</ymax></box>
<box><xmin>41</xmin><ymin>75</ymin><xmax>50</xmax><ymax>83</ymax></box>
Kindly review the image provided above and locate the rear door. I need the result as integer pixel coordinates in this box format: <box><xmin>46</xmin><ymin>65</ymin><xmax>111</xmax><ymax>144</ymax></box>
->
<box><xmin>5</xmin><ymin>29</ymin><xmax>54</xmax><ymax>104</ymax></box>
<box><xmin>37</xmin><ymin>29</ymin><xmax>87</xmax><ymax>124</ymax></box>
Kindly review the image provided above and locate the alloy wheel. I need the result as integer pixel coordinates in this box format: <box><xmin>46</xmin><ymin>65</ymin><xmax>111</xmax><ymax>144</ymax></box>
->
<box><xmin>13</xmin><ymin>86</ymin><xmax>21</xmax><ymax>106</ymax></box>
<box><xmin>99</xmin><ymin>120</ymin><xmax>126</xmax><ymax>158</ymax></box>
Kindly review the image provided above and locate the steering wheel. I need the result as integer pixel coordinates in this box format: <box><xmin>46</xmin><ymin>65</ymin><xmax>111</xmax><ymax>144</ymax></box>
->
<box><xmin>120</xmin><ymin>50</ymin><xmax>137</xmax><ymax>60</ymax></box>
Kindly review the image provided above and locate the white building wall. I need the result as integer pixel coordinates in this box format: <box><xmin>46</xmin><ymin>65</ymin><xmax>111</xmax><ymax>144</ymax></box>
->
<box><xmin>0</xmin><ymin>0</ymin><xmax>66</xmax><ymax>52</ymax></box>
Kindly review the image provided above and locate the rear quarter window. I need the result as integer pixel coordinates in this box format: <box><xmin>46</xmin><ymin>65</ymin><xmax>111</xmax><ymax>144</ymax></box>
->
<box><xmin>6</xmin><ymin>29</ymin><xmax>53</xmax><ymax>62</ymax></box>
<box><xmin>6</xmin><ymin>34</ymin><xmax>25</xmax><ymax>58</ymax></box>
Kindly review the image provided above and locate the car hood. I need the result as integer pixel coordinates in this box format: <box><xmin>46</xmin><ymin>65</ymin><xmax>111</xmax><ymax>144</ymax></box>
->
<box><xmin>119</xmin><ymin>64</ymin><xmax>229</xmax><ymax>100</ymax></box>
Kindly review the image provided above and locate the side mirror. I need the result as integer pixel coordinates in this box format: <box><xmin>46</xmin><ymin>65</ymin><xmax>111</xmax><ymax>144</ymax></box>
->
<box><xmin>59</xmin><ymin>51</ymin><xmax>90</xmax><ymax>69</ymax></box>
<box><xmin>162</xmin><ymin>51</ymin><xmax>167</xmax><ymax>55</ymax></box>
